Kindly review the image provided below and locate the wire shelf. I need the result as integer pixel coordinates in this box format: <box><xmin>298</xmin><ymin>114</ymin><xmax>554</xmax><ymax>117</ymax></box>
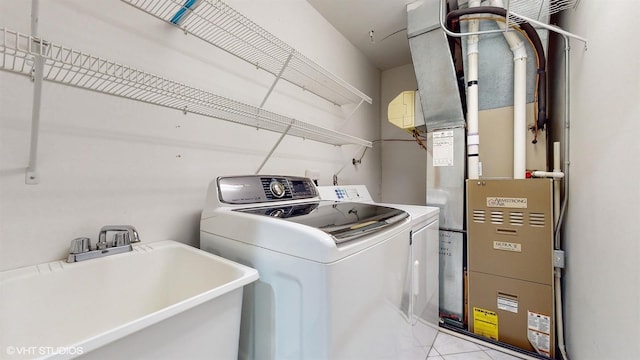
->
<box><xmin>0</xmin><ymin>28</ymin><xmax>372</xmax><ymax>148</ymax></box>
<box><xmin>506</xmin><ymin>0</ymin><xmax>579</xmax><ymax>24</ymax></box>
<box><xmin>120</xmin><ymin>0</ymin><xmax>372</xmax><ymax>107</ymax></box>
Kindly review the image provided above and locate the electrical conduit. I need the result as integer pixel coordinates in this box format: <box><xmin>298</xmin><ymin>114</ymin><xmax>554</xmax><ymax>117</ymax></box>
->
<box><xmin>554</xmin><ymin>34</ymin><xmax>572</xmax><ymax>360</ymax></box>
<box><xmin>467</xmin><ymin>0</ymin><xmax>481</xmax><ymax>180</ymax></box>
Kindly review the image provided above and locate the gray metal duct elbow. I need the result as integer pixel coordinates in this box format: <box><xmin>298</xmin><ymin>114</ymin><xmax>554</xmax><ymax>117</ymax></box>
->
<box><xmin>407</xmin><ymin>0</ymin><xmax>466</xmax><ymax>130</ymax></box>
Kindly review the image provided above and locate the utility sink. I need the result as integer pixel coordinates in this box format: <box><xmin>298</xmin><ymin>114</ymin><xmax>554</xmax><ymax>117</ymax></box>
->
<box><xmin>0</xmin><ymin>240</ymin><xmax>258</xmax><ymax>359</ymax></box>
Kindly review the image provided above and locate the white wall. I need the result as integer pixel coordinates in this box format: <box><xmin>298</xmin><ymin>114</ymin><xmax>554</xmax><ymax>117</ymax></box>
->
<box><xmin>552</xmin><ymin>1</ymin><xmax>640</xmax><ymax>358</ymax></box>
<box><xmin>380</xmin><ymin>64</ymin><xmax>427</xmax><ymax>205</ymax></box>
<box><xmin>0</xmin><ymin>0</ymin><xmax>381</xmax><ymax>271</ymax></box>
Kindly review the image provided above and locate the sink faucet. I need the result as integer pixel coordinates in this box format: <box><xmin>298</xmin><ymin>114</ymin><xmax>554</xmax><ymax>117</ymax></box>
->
<box><xmin>97</xmin><ymin>225</ymin><xmax>141</xmax><ymax>249</ymax></box>
<box><xmin>67</xmin><ymin>225</ymin><xmax>141</xmax><ymax>263</ymax></box>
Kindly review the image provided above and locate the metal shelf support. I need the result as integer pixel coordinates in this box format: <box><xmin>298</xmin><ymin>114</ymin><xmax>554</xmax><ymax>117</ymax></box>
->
<box><xmin>25</xmin><ymin>0</ymin><xmax>42</xmax><ymax>185</ymax></box>
<box><xmin>260</xmin><ymin>52</ymin><xmax>293</xmax><ymax>108</ymax></box>
<box><xmin>255</xmin><ymin>121</ymin><xmax>294</xmax><ymax>175</ymax></box>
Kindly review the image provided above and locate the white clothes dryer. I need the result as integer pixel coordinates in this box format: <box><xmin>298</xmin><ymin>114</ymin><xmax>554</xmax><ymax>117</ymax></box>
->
<box><xmin>200</xmin><ymin>175</ymin><xmax>432</xmax><ymax>360</ymax></box>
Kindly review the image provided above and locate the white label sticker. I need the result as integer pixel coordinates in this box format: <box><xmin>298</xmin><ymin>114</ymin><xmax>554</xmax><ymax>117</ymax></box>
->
<box><xmin>528</xmin><ymin>311</ymin><xmax>551</xmax><ymax>334</ymax></box>
<box><xmin>486</xmin><ymin>197</ymin><xmax>528</xmax><ymax>209</ymax></box>
<box><xmin>432</xmin><ymin>130</ymin><xmax>454</xmax><ymax>167</ymax></box>
<box><xmin>497</xmin><ymin>297</ymin><xmax>518</xmax><ymax>313</ymax></box>
<box><xmin>528</xmin><ymin>329</ymin><xmax>551</xmax><ymax>354</ymax></box>
<box><xmin>528</xmin><ymin>311</ymin><xmax>552</xmax><ymax>356</ymax></box>
<box><xmin>493</xmin><ymin>241</ymin><xmax>522</xmax><ymax>252</ymax></box>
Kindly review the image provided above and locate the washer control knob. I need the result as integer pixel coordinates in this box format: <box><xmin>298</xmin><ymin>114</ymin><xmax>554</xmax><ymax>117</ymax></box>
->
<box><xmin>269</xmin><ymin>179</ymin><xmax>286</xmax><ymax>198</ymax></box>
<box><xmin>268</xmin><ymin>208</ymin><xmax>285</xmax><ymax>217</ymax></box>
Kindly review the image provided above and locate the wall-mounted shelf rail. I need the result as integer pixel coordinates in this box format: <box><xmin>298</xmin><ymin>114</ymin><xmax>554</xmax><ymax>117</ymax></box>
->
<box><xmin>120</xmin><ymin>0</ymin><xmax>373</xmax><ymax>107</ymax></box>
<box><xmin>0</xmin><ymin>27</ymin><xmax>372</xmax><ymax>148</ymax></box>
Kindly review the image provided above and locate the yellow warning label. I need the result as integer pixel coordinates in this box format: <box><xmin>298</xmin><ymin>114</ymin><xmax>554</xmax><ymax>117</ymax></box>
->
<box><xmin>473</xmin><ymin>307</ymin><xmax>499</xmax><ymax>340</ymax></box>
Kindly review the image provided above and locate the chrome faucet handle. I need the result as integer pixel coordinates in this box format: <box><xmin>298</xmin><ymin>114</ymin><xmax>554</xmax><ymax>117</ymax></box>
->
<box><xmin>113</xmin><ymin>231</ymin><xmax>130</xmax><ymax>247</ymax></box>
<box><xmin>68</xmin><ymin>237</ymin><xmax>91</xmax><ymax>262</ymax></box>
<box><xmin>69</xmin><ymin>237</ymin><xmax>91</xmax><ymax>254</ymax></box>
<box><xmin>98</xmin><ymin>225</ymin><xmax>141</xmax><ymax>248</ymax></box>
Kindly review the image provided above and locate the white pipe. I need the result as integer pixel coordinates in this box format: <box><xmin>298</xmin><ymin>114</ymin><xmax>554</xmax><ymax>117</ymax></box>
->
<box><xmin>467</xmin><ymin>0</ymin><xmax>481</xmax><ymax>180</ymax></box>
<box><xmin>513</xmin><ymin>57</ymin><xmax>527</xmax><ymax>178</ymax></box>
<box><xmin>553</xmin><ymin>142</ymin><xmax>561</xmax><ymax>225</ymax></box>
<box><xmin>553</xmin><ymin>142</ymin><xmax>561</xmax><ymax>173</ymax></box>
<box><xmin>555</xmin><ymin>270</ymin><xmax>568</xmax><ymax>360</ymax></box>
<box><xmin>490</xmin><ymin>0</ymin><xmax>527</xmax><ymax>179</ymax></box>
<box><xmin>531</xmin><ymin>170</ymin><xmax>564</xmax><ymax>179</ymax></box>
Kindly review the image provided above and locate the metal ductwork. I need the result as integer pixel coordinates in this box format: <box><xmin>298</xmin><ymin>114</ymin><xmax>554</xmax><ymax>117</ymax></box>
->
<box><xmin>407</xmin><ymin>0</ymin><xmax>465</xmax><ymax>130</ymax></box>
<box><xmin>407</xmin><ymin>0</ymin><xmax>467</xmax><ymax>324</ymax></box>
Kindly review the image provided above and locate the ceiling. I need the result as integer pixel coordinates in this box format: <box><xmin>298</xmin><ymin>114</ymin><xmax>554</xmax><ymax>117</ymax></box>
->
<box><xmin>307</xmin><ymin>0</ymin><xmax>414</xmax><ymax>71</ymax></box>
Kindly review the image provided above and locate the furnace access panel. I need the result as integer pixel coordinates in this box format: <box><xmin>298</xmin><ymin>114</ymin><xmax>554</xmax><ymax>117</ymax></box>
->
<box><xmin>466</xmin><ymin>179</ymin><xmax>555</xmax><ymax>358</ymax></box>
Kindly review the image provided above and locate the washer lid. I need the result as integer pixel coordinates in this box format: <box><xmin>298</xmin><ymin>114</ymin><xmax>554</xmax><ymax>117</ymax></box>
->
<box><xmin>234</xmin><ymin>201</ymin><xmax>409</xmax><ymax>243</ymax></box>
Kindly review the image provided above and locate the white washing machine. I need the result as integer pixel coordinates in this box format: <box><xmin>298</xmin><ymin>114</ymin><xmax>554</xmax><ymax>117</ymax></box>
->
<box><xmin>317</xmin><ymin>185</ymin><xmax>440</xmax><ymax>350</ymax></box>
<box><xmin>200</xmin><ymin>175</ymin><xmax>436</xmax><ymax>360</ymax></box>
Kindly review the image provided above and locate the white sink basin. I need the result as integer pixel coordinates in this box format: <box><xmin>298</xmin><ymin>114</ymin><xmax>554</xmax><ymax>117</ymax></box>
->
<box><xmin>0</xmin><ymin>240</ymin><xmax>258</xmax><ymax>359</ymax></box>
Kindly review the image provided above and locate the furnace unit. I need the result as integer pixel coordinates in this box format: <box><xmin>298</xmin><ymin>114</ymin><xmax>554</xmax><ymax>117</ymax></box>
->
<box><xmin>467</xmin><ymin>179</ymin><xmax>555</xmax><ymax>358</ymax></box>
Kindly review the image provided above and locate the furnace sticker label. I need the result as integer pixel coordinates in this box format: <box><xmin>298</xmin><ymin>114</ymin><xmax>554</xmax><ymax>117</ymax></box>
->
<box><xmin>497</xmin><ymin>296</ymin><xmax>518</xmax><ymax>313</ymax></box>
<box><xmin>473</xmin><ymin>307</ymin><xmax>498</xmax><ymax>340</ymax></box>
<box><xmin>528</xmin><ymin>311</ymin><xmax>552</xmax><ymax>356</ymax></box>
<box><xmin>432</xmin><ymin>130</ymin><xmax>454</xmax><ymax>167</ymax></box>
<box><xmin>528</xmin><ymin>330</ymin><xmax>551</xmax><ymax>355</ymax></box>
<box><xmin>486</xmin><ymin>197</ymin><xmax>528</xmax><ymax>209</ymax></box>
<box><xmin>528</xmin><ymin>311</ymin><xmax>551</xmax><ymax>334</ymax></box>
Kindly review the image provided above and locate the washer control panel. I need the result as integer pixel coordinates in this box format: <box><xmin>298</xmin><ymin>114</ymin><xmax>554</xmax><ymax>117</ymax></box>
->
<box><xmin>218</xmin><ymin>175</ymin><xmax>318</xmax><ymax>204</ymax></box>
<box><xmin>317</xmin><ymin>185</ymin><xmax>373</xmax><ymax>202</ymax></box>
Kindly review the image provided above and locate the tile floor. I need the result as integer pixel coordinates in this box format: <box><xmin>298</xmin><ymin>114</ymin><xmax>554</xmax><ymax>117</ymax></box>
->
<box><xmin>428</xmin><ymin>332</ymin><xmax>527</xmax><ymax>360</ymax></box>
